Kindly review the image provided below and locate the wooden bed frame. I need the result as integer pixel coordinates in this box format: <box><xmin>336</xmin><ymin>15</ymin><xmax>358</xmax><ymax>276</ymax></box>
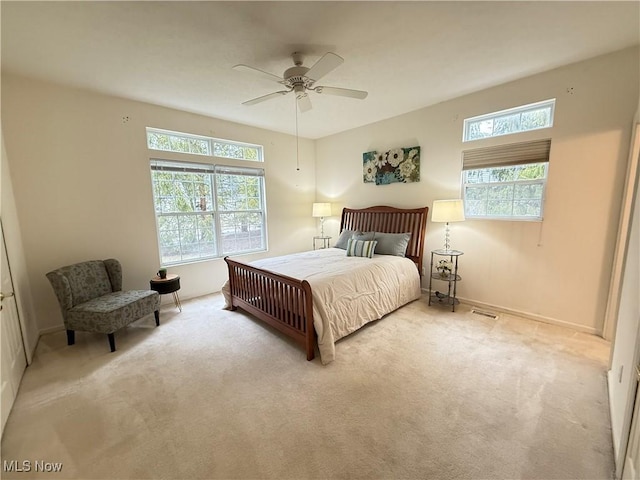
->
<box><xmin>224</xmin><ymin>205</ymin><xmax>429</xmax><ymax>361</ymax></box>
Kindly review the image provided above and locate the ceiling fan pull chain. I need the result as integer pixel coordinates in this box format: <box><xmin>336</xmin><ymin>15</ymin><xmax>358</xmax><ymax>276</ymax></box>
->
<box><xmin>295</xmin><ymin>97</ymin><xmax>300</xmax><ymax>171</ymax></box>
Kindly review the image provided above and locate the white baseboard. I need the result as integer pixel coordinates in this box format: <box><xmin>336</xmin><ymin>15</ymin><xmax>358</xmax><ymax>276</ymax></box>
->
<box><xmin>39</xmin><ymin>324</ymin><xmax>65</xmax><ymax>336</ymax></box>
<box><xmin>461</xmin><ymin>297</ymin><xmax>600</xmax><ymax>335</ymax></box>
<box><xmin>38</xmin><ymin>307</ymin><xmax>173</xmax><ymax>337</ymax></box>
<box><xmin>606</xmin><ymin>368</ymin><xmax>622</xmax><ymax>478</ymax></box>
<box><xmin>421</xmin><ymin>288</ymin><xmax>600</xmax><ymax>336</ymax></box>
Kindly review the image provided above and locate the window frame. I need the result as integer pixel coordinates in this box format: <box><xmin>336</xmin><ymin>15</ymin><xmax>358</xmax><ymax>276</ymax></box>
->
<box><xmin>461</xmin><ymin>139</ymin><xmax>551</xmax><ymax>221</ymax></box>
<box><xmin>148</xmin><ymin>130</ymin><xmax>267</xmax><ymax>267</ymax></box>
<box><xmin>146</xmin><ymin>127</ymin><xmax>264</xmax><ymax>162</ymax></box>
<box><xmin>462</xmin><ymin>99</ymin><xmax>555</xmax><ymax>143</ymax></box>
<box><xmin>462</xmin><ymin>163</ymin><xmax>549</xmax><ymax>221</ymax></box>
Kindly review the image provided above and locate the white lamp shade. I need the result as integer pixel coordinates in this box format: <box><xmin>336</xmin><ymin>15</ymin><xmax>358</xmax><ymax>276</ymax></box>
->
<box><xmin>312</xmin><ymin>202</ymin><xmax>332</xmax><ymax>218</ymax></box>
<box><xmin>431</xmin><ymin>199</ymin><xmax>466</xmax><ymax>223</ymax></box>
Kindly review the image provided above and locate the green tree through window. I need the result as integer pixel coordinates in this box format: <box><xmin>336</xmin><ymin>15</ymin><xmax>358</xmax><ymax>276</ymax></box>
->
<box><xmin>147</xmin><ymin>128</ymin><xmax>265</xmax><ymax>265</ymax></box>
<box><xmin>150</xmin><ymin>162</ymin><xmax>265</xmax><ymax>265</ymax></box>
<box><xmin>147</xmin><ymin>128</ymin><xmax>262</xmax><ymax>161</ymax></box>
<box><xmin>463</xmin><ymin>163</ymin><xmax>548</xmax><ymax>220</ymax></box>
<box><xmin>464</xmin><ymin>99</ymin><xmax>555</xmax><ymax>142</ymax></box>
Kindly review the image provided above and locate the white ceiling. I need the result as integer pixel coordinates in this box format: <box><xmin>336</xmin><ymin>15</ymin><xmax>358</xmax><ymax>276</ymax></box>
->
<box><xmin>2</xmin><ymin>1</ymin><xmax>639</xmax><ymax>139</ymax></box>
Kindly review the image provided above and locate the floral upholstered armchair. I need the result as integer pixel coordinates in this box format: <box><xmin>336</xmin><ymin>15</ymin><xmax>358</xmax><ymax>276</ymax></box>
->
<box><xmin>46</xmin><ymin>259</ymin><xmax>160</xmax><ymax>352</ymax></box>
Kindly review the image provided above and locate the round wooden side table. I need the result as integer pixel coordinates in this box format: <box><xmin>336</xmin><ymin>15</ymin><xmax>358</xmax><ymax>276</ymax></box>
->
<box><xmin>149</xmin><ymin>273</ymin><xmax>182</xmax><ymax>312</ymax></box>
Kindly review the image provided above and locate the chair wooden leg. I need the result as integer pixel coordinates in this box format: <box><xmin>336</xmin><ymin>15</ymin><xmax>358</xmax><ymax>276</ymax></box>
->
<box><xmin>154</xmin><ymin>310</ymin><xmax>160</xmax><ymax>326</ymax></box>
<box><xmin>66</xmin><ymin>329</ymin><xmax>75</xmax><ymax>346</ymax></box>
<box><xmin>108</xmin><ymin>333</ymin><xmax>116</xmax><ymax>352</ymax></box>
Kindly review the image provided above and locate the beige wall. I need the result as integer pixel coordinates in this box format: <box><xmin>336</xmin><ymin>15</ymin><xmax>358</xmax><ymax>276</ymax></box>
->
<box><xmin>1</xmin><ymin>75</ymin><xmax>317</xmax><ymax>332</ymax></box>
<box><xmin>316</xmin><ymin>47</ymin><xmax>639</xmax><ymax>334</ymax></box>
<box><xmin>3</xmin><ymin>47</ymin><xmax>638</xmax><ymax>336</ymax></box>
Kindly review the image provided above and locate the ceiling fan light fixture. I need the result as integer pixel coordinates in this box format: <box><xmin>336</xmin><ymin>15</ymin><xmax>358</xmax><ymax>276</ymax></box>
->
<box><xmin>234</xmin><ymin>51</ymin><xmax>368</xmax><ymax>112</ymax></box>
<box><xmin>294</xmin><ymin>85</ymin><xmax>306</xmax><ymax>98</ymax></box>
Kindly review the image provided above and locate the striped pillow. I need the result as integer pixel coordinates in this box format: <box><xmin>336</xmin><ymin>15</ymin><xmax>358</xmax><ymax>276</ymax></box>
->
<box><xmin>345</xmin><ymin>239</ymin><xmax>378</xmax><ymax>258</ymax></box>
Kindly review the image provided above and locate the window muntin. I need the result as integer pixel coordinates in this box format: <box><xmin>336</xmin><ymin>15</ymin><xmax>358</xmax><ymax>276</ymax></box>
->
<box><xmin>146</xmin><ymin>128</ymin><xmax>263</xmax><ymax>161</ymax></box>
<box><xmin>463</xmin><ymin>163</ymin><xmax>548</xmax><ymax>220</ymax></box>
<box><xmin>150</xmin><ymin>160</ymin><xmax>266</xmax><ymax>265</ymax></box>
<box><xmin>463</xmin><ymin>99</ymin><xmax>555</xmax><ymax>142</ymax></box>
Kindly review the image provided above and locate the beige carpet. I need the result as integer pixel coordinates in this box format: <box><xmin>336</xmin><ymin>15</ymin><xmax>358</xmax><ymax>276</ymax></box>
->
<box><xmin>1</xmin><ymin>293</ymin><xmax>614</xmax><ymax>480</ymax></box>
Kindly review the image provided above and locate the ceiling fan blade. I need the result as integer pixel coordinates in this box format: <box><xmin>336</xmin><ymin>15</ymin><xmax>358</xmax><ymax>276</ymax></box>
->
<box><xmin>242</xmin><ymin>90</ymin><xmax>290</xmax><ymax>106</ymax></box>
<box><xmin>305</xmin><ymin>52</ymin><xmax>344</xmax><ymax>82</ymax></box>
<box><xmin>232</xmin><ymin>64</ymin><xmax>283</xmax><ymax>84</ymax></box>
<box><xmin>315</xmin><ymin>86</ymin><xmax>368</xmax><ymax>100</ymax></box>
<box><xmin>297</xmin><ymin>93</ymin><xmax>312</xmax><ymax>113</ymax></box>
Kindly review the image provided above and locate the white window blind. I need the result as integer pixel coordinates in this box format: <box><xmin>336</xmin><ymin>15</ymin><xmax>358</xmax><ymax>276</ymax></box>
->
<box><xmin>150</xmin><ymin>159</ymin><xmax>216</xmax><ymax>174</ymax></box>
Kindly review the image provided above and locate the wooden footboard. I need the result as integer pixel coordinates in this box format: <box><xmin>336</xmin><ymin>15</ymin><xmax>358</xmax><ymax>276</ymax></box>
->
<box><xmin>224</xmin><ymin>257</ymin><xmax>316</xmax><ymax>360</ymax></box>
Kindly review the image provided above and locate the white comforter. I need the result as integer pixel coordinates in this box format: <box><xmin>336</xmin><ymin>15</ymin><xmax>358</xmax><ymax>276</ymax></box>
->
<box><xmin>222</xmin><ymin>248</ymin><xmax>421</xmax><ymax>364</ymax></box>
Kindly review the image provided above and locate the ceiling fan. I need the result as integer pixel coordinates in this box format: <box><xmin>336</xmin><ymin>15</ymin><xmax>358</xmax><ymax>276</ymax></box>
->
<box><xmin>232</xmin><ymin>52</ymin><xmax>368</xmax><ymax>112</ymax></box>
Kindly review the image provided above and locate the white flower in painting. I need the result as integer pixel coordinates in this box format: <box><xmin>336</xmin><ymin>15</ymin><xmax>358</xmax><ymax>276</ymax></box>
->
<box><xmin>398</xmin><ymin>159</ymin><xmax>415</xmax><ymax>178</ymax></box>
<box><xmin>408</xmin><ymin>148</ymin><xmax>418</xmax><ymax>160</ymax></box>
<box><xmin>363</xmin><ymin>160</ymin><xmax>377</xmax><ymax>182</ymax></box>
<box><xmin>374</xmin><ymin>152</ymin><xmax>387</xmax><ymax>168</ymax></box>
<box><xmin>387</xmin><ymin>148</ymin><xmax>404</xmax><ymax>167</ymax></box>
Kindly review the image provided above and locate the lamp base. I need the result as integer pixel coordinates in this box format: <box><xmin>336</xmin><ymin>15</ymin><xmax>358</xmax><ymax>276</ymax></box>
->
<box><xmin>443</xmin><ymin>222</ymin><xmax>451</xmax><ymax>251</ymax></box>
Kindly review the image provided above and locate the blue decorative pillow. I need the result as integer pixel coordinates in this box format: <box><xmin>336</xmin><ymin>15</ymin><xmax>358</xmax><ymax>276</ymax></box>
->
<box><xmin>352</xmin><ymin>231</ymin><xmax>375</xmax><ymax>242</ymax></box>
<box><xmin>335</xmin><ymin>230</ymin><xmax>357</xmax><ymax>250</ymax></box>
<box><xmin>374</xmin><ymin>232</ymin><xmax>411</xmax><ymax>256</ymax></box>
<box><xmin>346</xmin><ymin>239</ymin><xmax>378</xmax><ymax>258</ymax></box>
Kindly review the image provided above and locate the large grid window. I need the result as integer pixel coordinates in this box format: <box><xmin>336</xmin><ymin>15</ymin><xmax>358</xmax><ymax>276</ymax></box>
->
<box><xmin>151</xmin><ymin>160</ymin><xmax>266</xmax><ymax>265</ymax></box>
<box><xmin>463</xmin><ymin>99</ymin><xmax>555</xmax><ymax>142</ymax></box>
<box><xmin>462</xmin><ymin>139</ymin><xmax>551</xmax><ymax>221</ymax></box>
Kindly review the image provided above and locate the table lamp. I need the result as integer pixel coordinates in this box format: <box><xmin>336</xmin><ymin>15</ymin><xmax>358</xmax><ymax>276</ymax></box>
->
<box><xmin>312</xmin><ymin>202</ymin><xmax>331</xmax><ymax>237</ymax></box>
<box><xmin>431</xmin><ymin>199</ymin><xmax>465</xmax><ymax>252</ymax></box>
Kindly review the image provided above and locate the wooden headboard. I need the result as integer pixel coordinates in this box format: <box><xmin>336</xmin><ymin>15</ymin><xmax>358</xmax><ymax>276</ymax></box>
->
<box><xmin>340</xmin><ymin>205</ymin><xmax>429</xmax><ymax>274</ymax></box>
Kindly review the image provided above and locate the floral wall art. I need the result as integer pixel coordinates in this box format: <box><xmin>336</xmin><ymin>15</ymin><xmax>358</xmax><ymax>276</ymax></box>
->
<box><xmin>363</xmin><ymin>146</ymin><xmax>420</xmax><ymax>185</ymax></box>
